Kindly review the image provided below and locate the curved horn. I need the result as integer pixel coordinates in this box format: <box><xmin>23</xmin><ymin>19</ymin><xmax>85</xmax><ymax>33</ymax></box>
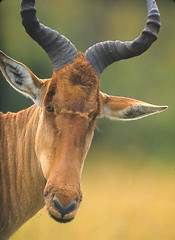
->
<box><xmin>85</xmin><ymin>0</ymin><xmax>161</xmax><ymax>76</ymax></box>
<box><xmin>20</xmin><ymin>0</ymin><xmax>78</xmax><ymax>71</ymax></box>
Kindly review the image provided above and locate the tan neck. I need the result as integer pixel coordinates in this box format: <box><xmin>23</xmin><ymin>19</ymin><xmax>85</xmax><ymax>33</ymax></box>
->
<box><xmin>0</xmin><ymin>105</ymin><xmax>45</xmax><ymax>240</ymax></box>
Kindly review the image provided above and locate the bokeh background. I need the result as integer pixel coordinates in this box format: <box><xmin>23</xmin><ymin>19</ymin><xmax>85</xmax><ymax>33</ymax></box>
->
<box><xmin>1</xmin><ymin>0</ymin><xmax>175</xmax><ymax>239</ymax></box>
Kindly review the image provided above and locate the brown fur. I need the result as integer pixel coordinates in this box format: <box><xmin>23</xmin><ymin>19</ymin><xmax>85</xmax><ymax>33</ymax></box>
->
<box><xmin>0</xmin><ymin>54</ymin><xmax>101</xmax><ymax>239</ymax></box>
<box><xmin>0</xmin><ymin>106</ymin><xmax>46</xmax><ymax>239</ymax></box>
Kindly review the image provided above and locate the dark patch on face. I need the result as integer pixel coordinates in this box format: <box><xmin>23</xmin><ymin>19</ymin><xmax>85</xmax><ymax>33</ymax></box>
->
<box><xmin>48</xmin><ymin>89</ymin><xmax>56</xmax><ymax>98</ymax></box>
<box><xmin>45</xmin><ymin>89</ymin><xmax>56</xmax><ymax>103</ymax></box>
<box><xmin>44</xmin><ymin>78</ymin><xmax>57</xmax><ymax>106</ymax></box>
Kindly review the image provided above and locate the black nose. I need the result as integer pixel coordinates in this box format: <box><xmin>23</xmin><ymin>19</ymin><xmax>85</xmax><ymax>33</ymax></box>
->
<box><xmin>53</xmin><ymin>198</ymin><xmax>76</xmax><ymax>218</ymax></box>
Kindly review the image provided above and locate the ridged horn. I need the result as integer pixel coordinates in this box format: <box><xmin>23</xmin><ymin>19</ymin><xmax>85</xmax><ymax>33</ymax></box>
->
<box><xmin>85</xmin><ymin>0</ymin><xmax>161</xmax><ymax>77</ymax></box>
<box><xmin>20</xmin><ymin>0</ymin><xmax>78</xmax><ymax>71</ymax></box>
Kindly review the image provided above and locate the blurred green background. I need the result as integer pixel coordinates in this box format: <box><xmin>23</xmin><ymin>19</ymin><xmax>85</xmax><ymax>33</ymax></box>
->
<box><xmin>1</xmin><ymin>0</ymin><xmax>175</xmax><ymax>239</ymax></box>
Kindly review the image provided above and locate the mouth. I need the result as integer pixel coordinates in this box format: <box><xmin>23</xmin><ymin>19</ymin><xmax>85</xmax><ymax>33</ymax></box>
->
<box><xmin>49</xmin><ymin>213</ymin><xmax>75</xmax><ymax>223</ymax></box>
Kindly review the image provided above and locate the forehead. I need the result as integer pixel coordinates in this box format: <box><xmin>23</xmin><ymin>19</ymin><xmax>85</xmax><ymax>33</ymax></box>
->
<box><xmin>44</xmin><ymin>53</ymin><xmax>99</xmax><ymax>111</ymax></box>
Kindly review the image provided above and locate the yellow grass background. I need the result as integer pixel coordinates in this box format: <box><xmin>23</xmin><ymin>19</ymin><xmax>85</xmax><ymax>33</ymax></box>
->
<box><xmin>10</xmin><ymin>153</ymin><xmax>175</xmax><ymax>240</ymax></box>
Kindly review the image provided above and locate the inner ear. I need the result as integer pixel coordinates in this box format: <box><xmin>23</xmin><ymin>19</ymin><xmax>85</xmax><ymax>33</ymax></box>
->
<box><xmin>0</xmin><ymin>51</ymin><xmax>44</xmax><ymax>106</ymax></box>
<box><xmin>100</xmin><ymin>91</ymin><xmax>167</xmax><ymax>121</ymax></box>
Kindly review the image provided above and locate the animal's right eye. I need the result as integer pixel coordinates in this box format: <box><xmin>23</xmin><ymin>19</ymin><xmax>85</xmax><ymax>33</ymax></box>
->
<box><xmin>46</xmin><ymin>105</ymin><xmax>54</xmax><ymax>113</ymax></box>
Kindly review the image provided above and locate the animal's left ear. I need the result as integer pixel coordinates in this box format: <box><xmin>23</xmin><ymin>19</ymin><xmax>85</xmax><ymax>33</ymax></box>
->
<box><xmin>100</xmin><ymin>92</ymin><xmax>167</xmax><ymax>121</ymax></box>
<box><xmin>0</xmin><ymin>51</ymin><xmax>43</xmax><ymax>106</ymax></box>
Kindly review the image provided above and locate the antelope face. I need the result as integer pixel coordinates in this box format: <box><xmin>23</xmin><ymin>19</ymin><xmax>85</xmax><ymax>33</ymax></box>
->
<box><xmin>35</xmin><ymin>55</ymin><xmax>100</xmax><ymax>222</ymax></box>
<box><xmin>37</xmin><ymin>113</ymin><xmax>96</xmax><ymax>222</ymax></box>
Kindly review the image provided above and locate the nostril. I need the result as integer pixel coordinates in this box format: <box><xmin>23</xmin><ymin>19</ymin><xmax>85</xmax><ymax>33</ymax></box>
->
<box><xmin>53</xmin><ymin>198</ymin><xmax>76</xmax><ymax>217</ymax></box>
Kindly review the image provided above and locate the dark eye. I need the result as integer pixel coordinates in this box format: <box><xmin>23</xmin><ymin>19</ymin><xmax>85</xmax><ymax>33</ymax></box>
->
<box><xmin>46</xmin><ymin>105</ymin><xmax>54</xmax><ymax>112</ymax></box>
<box><xmin>88</xmin><ymin>111</ymin><xmax>98</xmax><ymax>120</ymax></box>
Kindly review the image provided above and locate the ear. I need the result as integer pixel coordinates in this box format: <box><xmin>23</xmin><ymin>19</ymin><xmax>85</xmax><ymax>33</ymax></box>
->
<box><xmin>100</xmin><ymin>92</ymin><xmax>168</xmax><ymax>121</ymax></box>
<box><xmin>0</xmin><ymin>50</ymin><xmax>43</xmax><ymax>106</ymax></box>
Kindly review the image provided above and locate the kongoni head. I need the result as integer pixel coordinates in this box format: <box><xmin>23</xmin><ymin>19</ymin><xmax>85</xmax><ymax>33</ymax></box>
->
<box><xmin>0</xmin><ymin>0</ymin><xmax>167</xmax><ymax>223</ymax></box>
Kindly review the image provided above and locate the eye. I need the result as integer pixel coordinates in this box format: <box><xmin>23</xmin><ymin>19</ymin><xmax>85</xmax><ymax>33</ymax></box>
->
<box><xmin>46</xmin><ymin>105</ymin><xmax>54</xmax><ymax>113</ymax></box>
<box><xmin>88</xmin><ymin>111</ymin><xmax>98</xmax><ymax>120</ymax></box>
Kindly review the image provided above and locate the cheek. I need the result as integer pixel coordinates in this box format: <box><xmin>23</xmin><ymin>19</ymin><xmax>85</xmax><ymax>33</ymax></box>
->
<box><xmin>80</xmin><ymin>130</ymin><xmax>94</xmax><ymax>173</ymax></box>
<box><xmin>35</xmin><ymin>122</ymin><xmax>56</xmax><ymax>180</ymax></box>
<box><xmin>38</xmin><ymin>152</ymin><xmax>54</xmax><ymax>179</ymax></box>
<box><xmin>85</xmin><ymin>131</ymin><xmax>94</xmax><ymax>153</ymax></box>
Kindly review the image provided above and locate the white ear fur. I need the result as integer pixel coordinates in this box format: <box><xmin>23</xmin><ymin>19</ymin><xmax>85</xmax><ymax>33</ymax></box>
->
<box><xmin>100</xmin><ymin>92</ymin><xmax>168</xmax><ymax>121</ymax></box>
<box><xmin>0</xmin><ymin>51</ymin><xmax>43</xmax><ymax>106</ymax></box>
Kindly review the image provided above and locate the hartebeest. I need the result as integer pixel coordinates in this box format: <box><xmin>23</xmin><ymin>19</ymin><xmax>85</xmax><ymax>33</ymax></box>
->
<box><xmin>0</xmin><ymin>0</ymin><xmax>167</xmax><ymax>239</ymax></box>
